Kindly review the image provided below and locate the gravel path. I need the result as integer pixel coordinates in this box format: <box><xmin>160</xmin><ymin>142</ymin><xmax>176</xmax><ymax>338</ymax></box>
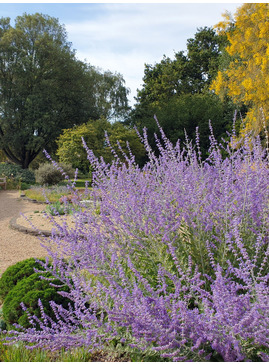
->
<box><xmin>0</xmin><ymin>190</ymin><xmax>48</xmax><ymax>276</ymax></box>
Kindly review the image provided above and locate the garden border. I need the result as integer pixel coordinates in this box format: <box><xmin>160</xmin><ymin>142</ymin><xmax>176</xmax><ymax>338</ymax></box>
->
<box><xmin>9</xmin><ymin>216</ymin><xmax>53</xmax><ymax>237</ymax></box>
<box><xmin>10</xmin><ymin>193</ymin><xmax>93</xmax><ymax>238</ymax></box>
<box><xmin>19</xmin><ymin>194</ymin><xmax>49</xmax><ymax>204</ymax></box>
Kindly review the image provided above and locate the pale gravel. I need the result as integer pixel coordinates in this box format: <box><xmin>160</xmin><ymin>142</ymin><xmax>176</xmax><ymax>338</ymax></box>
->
<box><xmin>0</xmin><ymin>190</ymin><xmax>50</xmax><ymax>276</ymax></box>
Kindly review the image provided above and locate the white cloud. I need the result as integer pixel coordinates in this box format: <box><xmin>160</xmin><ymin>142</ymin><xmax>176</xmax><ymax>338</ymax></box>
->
<box><xmin>76</xmin><ymin>48</ymin><xmax>148</xmax><ymax>102</ymax></box>
<box><xmin>64</xmin><ymin>3</ymin><xmax>242</xmax><ymax>105</ymax></box>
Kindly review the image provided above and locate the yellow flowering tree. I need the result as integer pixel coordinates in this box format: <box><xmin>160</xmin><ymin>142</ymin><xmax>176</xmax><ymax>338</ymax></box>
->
<box><xmin>211</xmin><ymin>3</ymin><xmax>269</xmax><ymax>136</ymax></box>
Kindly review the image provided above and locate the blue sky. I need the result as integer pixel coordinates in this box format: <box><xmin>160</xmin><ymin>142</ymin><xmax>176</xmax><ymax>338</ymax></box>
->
<box><xmin>0</xmin><ymin>2</ymin><xmax>243</xmax><ymax>105</ymax></box>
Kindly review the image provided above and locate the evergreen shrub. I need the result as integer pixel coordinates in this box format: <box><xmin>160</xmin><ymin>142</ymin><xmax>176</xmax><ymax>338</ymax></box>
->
<box><xmin>35</xmin><ymin>162</ymin><xmax>74</xmax><ymax>185</ymax></box>
<box><xmin>2</xmin><ymin>272</ymin><xmax>71</xmax><ymax>329</ymax></box>
<box><xmin>0</xmin><ymin>258</ymin><xmax>72</xmax><ymax>329</ymax></box>
<box><xmin>0</xmin><ymin>258</ymin><xmax>45</xmax><ymax>301</ymax></box>
<box><xmin>0</xmin><ymin>163</ymin><xmax>35</xmax><ymax>184</ymax></box>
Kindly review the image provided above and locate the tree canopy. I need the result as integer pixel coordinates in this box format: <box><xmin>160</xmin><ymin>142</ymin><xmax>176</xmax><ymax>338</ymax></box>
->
<box><xmin>128</xmin><ymin>27</ymin><xmax>233</xmax><ymax>156</ymax></box>
<box><xmin>210</xmin><ymin>4</ymin><xmax>269</xmax><ymax>136</ymax></box>
<box><xmin>133</xmin><ymin>26</ymin><xmax>225</xmax><ymax>110</ymax></box>
<box><xmin>0</xmin><ymin>13</ymin><xmax>130</xmax><ymax>168</ymax></box>
<box><xmin>92</xmin><ymin>70</ymin><xmax>131</xmax><ymax>122</ymax></box>
<box><xmin>56</xmin><ymin>119</ymin><xmax>146</xmax><ymax>173</ymax></box>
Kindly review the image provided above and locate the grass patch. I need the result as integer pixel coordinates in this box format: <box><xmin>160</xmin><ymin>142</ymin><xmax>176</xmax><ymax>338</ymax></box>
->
<box><xmin>24</xmin><ymin>189</ymin><xmax>67</xmax><ymax>203</ymax></box>
<box><xmin>0</xmin><ymin>333</ymin><xmax>160</xmax><ymax>362</ymax></box>
<box><xmin>24</xmin><ymin>181</ymin><xmax>90</xmax><ymax>203</ymax></box>
<box><xmin>72</xmin><ymin>179</ymin><xmax>90</xmax><ymax>188</ymax></box>
<box><xmin>0</xmin><ymin>337</ymin><xmax>94</xmax><ymax>362</ymax></box>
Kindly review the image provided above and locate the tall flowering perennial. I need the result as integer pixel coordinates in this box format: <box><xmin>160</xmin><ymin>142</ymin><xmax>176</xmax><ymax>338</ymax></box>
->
<box><xmin>2</xmin><ymin>119</ymin><xmax>269</xmax><ymax>361</ymax></box>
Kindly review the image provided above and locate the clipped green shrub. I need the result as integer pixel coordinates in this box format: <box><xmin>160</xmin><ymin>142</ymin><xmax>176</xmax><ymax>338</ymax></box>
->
<box><xmin>20</xmin><ymin>182</ymin><xmax>32</xmax><ymax>190</ymax></box>
<box><xmin>0</xmin><ymin>163</ymin><xmax>35</xmax><ymax>184</ymax></box>
<box><xmin>35</xmin><ymin>163</ymin><xmax>74</xmax><ymax>185</ymax></box>
<box><xmin>0</xmin><ymin>258</ymin><xmax>72</xmax><ymax>329</ymax></box>
<box><xmin>0</xmin><ymin>258</ymin><xmax>46</xmax><ymax>302</ymax></box>
<box><xmin>2</xmin><ymin>272</ymin><xmax>72</xmax><ymax>329</ymax></box>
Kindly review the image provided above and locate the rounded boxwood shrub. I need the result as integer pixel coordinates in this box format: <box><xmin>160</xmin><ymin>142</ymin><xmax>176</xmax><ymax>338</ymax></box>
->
<box><xmin>0</xmin><ymin>258</ymin><xmax>72</xmax><ymax>329</ymax></box>
<box><xmin>35</xmin><ymin>162</ymin><xmax>74</xmax><ymax>185</ymax></box>
<box><xmin>2</xmin><ymin>272</ymin><xmax>71</xmax><ymax>329</ymax></box>
<box><xmin>0</xmin><ymin>258</ymin><xmax>46</xmax><ymax>302</ymax></box>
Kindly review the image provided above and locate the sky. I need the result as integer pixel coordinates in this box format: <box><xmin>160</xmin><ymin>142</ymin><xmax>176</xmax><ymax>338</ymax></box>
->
<box><xmin>0</xmin><ymin>2</ymin><xmax>243</xmax><ymax>106</ymax></box>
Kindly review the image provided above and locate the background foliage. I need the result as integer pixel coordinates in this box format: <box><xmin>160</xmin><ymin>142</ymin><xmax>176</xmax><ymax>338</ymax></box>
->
<box><xmin>1</xmin><ymin>5</ymin><xmax>269</xmax><ymax>170</ymax></box>
<box><xmin>0</xmin><ymin>162</ymin><xmax>35</xmax><ymax>184</ymax></box>
<box><xmin>128</xmin><ymin>27</ymin><xmax>236</xmax><ymax>156</ymax></box>
<box><xmin>56</xmin><ymin>118</ymin><xmax>146</xmax><ymax>172</ymax></box>
<box><xmin>35</xmin><ymin>162</ymin><xmax>74</xmax><ymax>185</ymax></box>
<box><xmin>211</xmin><ymin>3</ymin><xmax>269</xmax><ymax>136</ymax></box>
<box><xmin>0</xmin><ymin>13</ymin><xmax>130</xmax><ymax>169</ymax></box>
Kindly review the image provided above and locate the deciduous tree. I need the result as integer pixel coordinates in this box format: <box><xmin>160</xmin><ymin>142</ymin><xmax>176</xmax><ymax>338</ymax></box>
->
<box><xmin>93</xmin><ymin>70</ymin><xmax>131</xmax><ymax>122</ymax></box>
<box><xmin>129</xmin><ymin>27</ymin><xmax>232</xmax><ymax>155</ymax></box>
<box><xmin>56</xmin><ymin>119</ymin><xmax>145</xmax><ymax>173</ymax></box>
<box><xmin>211</xmin><ymin>4</ymin><xmax>269</xmax><ymax>135</ymax></box>
<box><xmin>133</xmin><ymin>26</ymin><xmax>225</xmax><ymax>111</ymax></box>
<box><xmin>0</xmin><ymin>13</ymin><xmax>130</xmax><ymax>169</ymax></box>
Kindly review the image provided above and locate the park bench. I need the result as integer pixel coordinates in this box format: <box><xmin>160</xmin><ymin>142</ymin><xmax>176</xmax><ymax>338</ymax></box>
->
<box><xmin>0</xmin><ymin>177</ymin><xmax>7</xmax><ymax>190</ymax></box>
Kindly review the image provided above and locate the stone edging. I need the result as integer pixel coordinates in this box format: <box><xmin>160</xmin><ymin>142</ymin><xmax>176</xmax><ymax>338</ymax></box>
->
<box><xmin>19</xmin><ymin>194</ymin><xmax>49</xmax><ymax>204</ymax></box>
<box><xmin>9</xmin><ymin>216</ymin><xmax>53</xmax><ymax>237</ymax></box>
<box><xmin>10</xmin><ymin>195</ymin><xmax>94</xmax><ymax>237</ymax></box>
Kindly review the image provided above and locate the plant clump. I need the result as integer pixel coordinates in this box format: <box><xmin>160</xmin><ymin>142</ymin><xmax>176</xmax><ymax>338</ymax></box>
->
<box><xmin>24</xmin><ymin>185</ymin><xmax>71</xmax><ymax>203</ymax></box>
<box><xmin>0</xmin><ymin>258</ymin><xmax>72</xmax><ymax>330</ymax></box>
<box><xmin>35</xmin><ymin>162</ymin><xmax>74</xmax><ymax>185</ymax></box>
<box><xmin>2</xmin><ymin>273</ymin><xmax>71</xmax><ymax>329</ymax></box>
<box><xmin>0</xmin><ymin>162</ymin><xmax>35</xmax><ymax>185</ymax></box>
<box><xmin>46</xmin><ymin>201</ymin><xmax>74</xmax><ymax>216</ymax></box>
<box><xmin>2</xmin><ymin>118</ymin><xmax>269</xmax><ymax>361</ymax></box>
<box><xmin>0</xmin><ymin>258</ymin><xmax>45</xmax><ymax>301</ymax></box>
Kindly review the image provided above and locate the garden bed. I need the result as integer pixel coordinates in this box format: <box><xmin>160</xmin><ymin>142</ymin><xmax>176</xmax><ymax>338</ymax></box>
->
<box><xmin>10</xmin><ymin>211</ymin><xmax>76</xmax><ymax>236</ymax></box>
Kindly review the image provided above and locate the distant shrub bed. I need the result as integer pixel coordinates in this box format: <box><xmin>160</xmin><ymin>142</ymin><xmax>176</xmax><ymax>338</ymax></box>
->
<box><xmin>0</xmin><ymin>163</ymin><xmax>35</xmax><ymax>185</ymax></box>
<box><xmin>24</xmin><ymin>185</ymin><xmax>86</xmax><ymax>204</ymax></box>
<box><xmin>1</xmin><ymin>120</ymin><xmax>269</xmax><ymax>361</ymax></box>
